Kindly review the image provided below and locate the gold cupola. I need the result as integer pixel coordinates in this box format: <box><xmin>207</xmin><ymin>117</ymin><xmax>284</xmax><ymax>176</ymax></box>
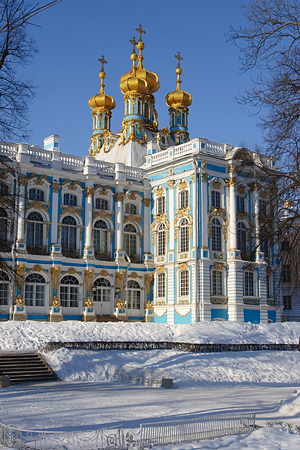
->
<box><xmin>88</xmin><ymin>56</ymin><xmax>116</xmax><ymax>112</ymax></box>
<box><xmin>88</xmin><ymin>56</ymin><xmax>116</xmax><ymax>156</ymax></box>
<box><xmin>120</xmin><ymin>36</ymin><xmax>148</xmax><ymax>95</ymax></box>
<box><xmin>165</xmin><ymin>52</ymin><xmax>192</xmax><ymax>145</ymax></box>
<box><xmin>165</xmin><ymin>52</ymin><xmax>192</xmax><ymax>109</ymax></box>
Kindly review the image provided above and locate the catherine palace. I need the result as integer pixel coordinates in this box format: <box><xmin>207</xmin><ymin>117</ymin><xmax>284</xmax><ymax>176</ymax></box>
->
<box><xmin>0</xmin><ymin>26</ymin><xmax>282</xmax><ymax>324</ymax></box>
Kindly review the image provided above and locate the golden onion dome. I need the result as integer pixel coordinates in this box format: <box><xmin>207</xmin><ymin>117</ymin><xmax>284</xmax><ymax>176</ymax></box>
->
<box><xmin>88</xmin><ymin>56</ymin><xmax>116</xmax><ymax>111</ymax></box>
<box><xmin>165</xmin><ymin>52</ymin><xmax>192</xmax><ymax>109</ymax></box>
<box><xmin>120</xmin><ymin>26</ymin><xmax>160</xmax><ymax>95</ymax></box>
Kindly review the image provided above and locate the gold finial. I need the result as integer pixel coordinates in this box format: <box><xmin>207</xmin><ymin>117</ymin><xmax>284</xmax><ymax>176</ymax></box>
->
<box><xmin>135</xmin><ymin>24</ymin><xmax>146</xmax><ymax>67</ymax></box>
<box><xmin>175</xmin><ymin>52</ymin><xmax>183</xmax><ymax>91</ymax></box>
<box><xmin>129</xmin><ymin>36</ymin><xmax>138</xmax><ymax>72</ymax></box>
<box><xmin>98</xmin><ymin>55</ymin><xmax>107</xmax><ymax>94</ymax></box>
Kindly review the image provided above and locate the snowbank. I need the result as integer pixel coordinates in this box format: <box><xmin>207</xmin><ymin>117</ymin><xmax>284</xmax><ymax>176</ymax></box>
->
<box><xmin>1</xmin><ymin>320</ymin><xmax>300</xmax><ymax>351</ymax></box>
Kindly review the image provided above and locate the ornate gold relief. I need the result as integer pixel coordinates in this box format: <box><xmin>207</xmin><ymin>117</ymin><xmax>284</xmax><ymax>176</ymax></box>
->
<box><xmin>213</xmin><ymin>262</ymin><xmax>225</xmax><ymax>270</ymax></box>
<box><xmin>115</xmin><ymin>193</ymin><xmax>125</xmax><ymax>203</ymax></box>
<box><xmin>128</xmin><ymin>272</ymin><xmax>142</xmax><ymax>280</ymax></box>
<box><xmin>225</xmin><ymin>177</ymin><xmax>237</xmax><ymax>188</ymax></box>
<box><xmin>155</xmin><ymin>265</ymin><xmax>166</xmax><ymax>274</ymax></box>
<box><xmin>27</xmin><ymin>201</ymin><xmax>49</xmax><ymax>215</ymax></box>
<box><xmin>99</xmin><ymin>270</ymin><xmax>109</xmax><ymax>277</ymax></box>
<box><xmin>85</xmin><ymin>188</ymin><xmax>95</xmax><ymax>197</ymax></box>
<box><xmin>84</xmin><ymin>268</ymin><xmax>94</xmax><ymax>291</ymax></box>
<box><xmin>227</xmin><ymin>165</ymin><xmax>236</xmax><ymax>174</ymax></box>
<box><xmin>18</xmin><ymin>176</ymin><xmax>27</xmax><ymax>187</ymax></box>
<box><xmin>250</xmin><ymin>181</ymin><xmax>261</xmax><ymax>192</ymax></box>
<box><xmin>51</xmin><ymin>296</ymin><xmax>61</xmax><ymax>308</ymax></box>
<box><xmin>60</xmin><ymin>205</ymin><xmax>83</xmax><ymax>219</ymax></box>
<box><xmin>169</xmin><ymin>168</ymin><xmax>173</xmax><ymax>176</ymax></box>
<box><xmin>207</xmin><ymin>208</ymin><xmax>227</xmax><ymax>222</ymax></box>
<box><xmin>52</xmin><ymin>183</ymin><xmax>60</xmax><ymax>193</ymax></box>
<box><xmin>200</xmin><ymin>172</ymin><xmax>209</xmax><ymax>182</ymax></box>
<box><xmin>115</xmin><ymin>271</ymin><xmax>125</xmax><ymax>292</ymax></box>
<box><xmin>124</xmin><ymin>214</ymin><xmax>142</xmax><ymax>226</ymax></box>
<box><xmin>190</xmin><ymin>173</ymin><xmax>195</xmax><ymax>183</ymax></box>
<box><xmin>143</xmin><ymin>198</ymin><xmax>151</xmax><ymax>207</ymax></box>
<box><xmin>175</xmin><ymin>308</ymin><xmax>191</xmax><ymax>317</ymax></box>
<box><xmin>155</xmin><ymin>187</ymin><xmax>165</xmax><ymax>198</ymax></box>
<box><xmin>84</xmin><ymin>297</ymin><xmax>94</xmax><ymax>308</ymax></box>
<box><xmin>167</xmin><ymin>180</ymin><xmax>174</xmax><ymax>189</ymax></box>
<box><xmin>178</xmin><ymin>262</ymin><xmax>190</xmax><ymax>271</ymax></box>
<box><xmin>212</xmin><ymin>180</ymin><xmax>222</xmax><ymax>190</ymax></box>
<box><xmin>138</xmin><ymin>232</ymin><xmax>144</xmax><ymax>248</ymax></box>
<box><xmin>50</xmin><ymin>267</ymin><xmax>61</xmax><ymax>290</ymax></box>
<box><xmin>237</xmin><ymin>184</ymin><xmax>246</xmax><ymax>195</ymax></box>
<box><xmin>62</xmin><ymin>179</ymin><xmax>82</xmax><ymax>190</ymax></box>
<box><xmin>94</xmin><ymin>210</ymin><xmax>113</xmax><ymax>221</ymax></box>
<box><xmin>144</xmin><ymin>273</ymin><xmax>154</xmax><ymax>296</ymax></box>
<box><xmin>145</xmin><ymin>300</ymin><xmax>154</xmax><ymax>312</ymax></box>
<box><xmin>178</xmin><ymin>180</ymin><xmax>188</xmax><ymax>191</ymax></box>
<box><xmin>15</xmin><ymin>295</ymin><xmax>25</xmax><ymax>307</ymax></box>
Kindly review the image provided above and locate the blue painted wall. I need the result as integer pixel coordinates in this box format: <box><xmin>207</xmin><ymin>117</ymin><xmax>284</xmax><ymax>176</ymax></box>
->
<box><xmin>244</xmin><ymin>309</ymin><xmax>260</xmax><ymax>324</ymax></box>
<box><xmin>268</xmin><ymin>310</ymin><xmax>276</xmax><ymax>323</ymax></box>
<box><xmin>154</xmin><ymin>312</ymin><xmax>167</xmax><ymax>324</ymax></box>
<box><xmin>211</xmin><ymin>309</ymin><xmax>228</xmax><ymax>321</ymax></box>
<box><xmin>174</xmin><ymin>310</ymin><xmax>192</xmax><ymax>324</ymax></box>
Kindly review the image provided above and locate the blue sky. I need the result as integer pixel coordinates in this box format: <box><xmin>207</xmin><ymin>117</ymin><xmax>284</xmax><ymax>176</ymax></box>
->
<box><xmin>23</xmin><ymin>0</ymin><xmax>261</xmax><ymax>157</ymax></box>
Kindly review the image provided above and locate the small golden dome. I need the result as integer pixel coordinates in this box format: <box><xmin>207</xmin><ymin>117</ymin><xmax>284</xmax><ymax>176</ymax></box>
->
<box><xmin>165</xmin><ymin>52</ymin><xmax>192</xmax><ymax>109</ymax></box>
<box><xmin>120</xmin><ymin>26</ymin><xmax>160</xmax><ymax>95</ymax></box>
<box><xmin>88</xmin><ymin>56</ymin><xmax>116</xmax><ymax>111</ymax></box>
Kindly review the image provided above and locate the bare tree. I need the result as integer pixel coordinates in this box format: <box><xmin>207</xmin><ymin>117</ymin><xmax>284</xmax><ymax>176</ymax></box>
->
<box><xmin>0</xmin><ymin>0</ymin><xmax>61</xmax><ymax>141</ymax></box>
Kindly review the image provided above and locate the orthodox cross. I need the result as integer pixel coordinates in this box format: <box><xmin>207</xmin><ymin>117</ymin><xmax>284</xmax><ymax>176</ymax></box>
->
<box><xmin>135</xmin><ymin>24</ymin><xmax>146</xmax><ymax>40</ymax></box>
<box><xmin>175</xmin><ymin>51</ymin><xmax>183</xmax><ymax>67</ymax></box>
<box><xmin>98</xmin><ymin>55</ymin><xmax>107</xmax><ymax>71</ymax></box>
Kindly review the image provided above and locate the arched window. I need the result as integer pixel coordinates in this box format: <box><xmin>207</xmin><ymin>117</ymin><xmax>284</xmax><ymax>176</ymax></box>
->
<box><xmin>61</xmin><ymin>216</ymin><xmax>77</xmax><ymax>257</ymax></box>
<box><xmin>137</xmin><ymin>100</ymin><xmax>142</xmax><ymax>115</ymax></box>
<box><xmin>124</xmin><ymin>224</ymin><xmax>137</xmax><ymax>258</ymax></box>
<box><xmin>179</xmin><ymin>190</ymin><xmax>189</xmax><ymax>209</ymax></box>
<box><xmin>93</xmin><ymin>277</ymin><xmax>111</xmax><ymax>303</ymax></box>
<box><xmin>93</xmin><ymin>115</ymin><xmax>97</xmax><ymax>129</ymax></box>
<box><xmin>125</xmin><ymin>203</ymin><xmax>137</xmax><ymax>215</ymax></box>
<box><xmin>157</xmin><ymin>273</ymin><xmax>165</xmax><ymax>298</ymax></box>
<box><xmin>211</xmin><ymin>270</ymin><xmax>223</xmax><ymax>296</ymax></box>
<box><xmin>29</xmin><ymin>188</ymin><xmax>44</xmax><ymax>202</ymax></box>
<box><xmin>93</xmin><ymin>220</ymin><xmax>108</xmax><ymax>259</ymax></box>
<box><xmin>104</xmin><ymin>115</ymin><xmax>109</xmax><ymax>129</ymax></box>
<box><xmin>127</xmin><ymin>280</ymin><xmax>140</xmax><ymax>310</ymax></box>
<box><xmin>0</xmin><ymin>208</ymin><xmax>8</xmax><ymax>248</ymax></box>
<box><xmin>156</xmin><ymin>196</ymin><xmax>165</xmax><ymax>215</ymax></box>
<box><xmin>157</xmin><ymin>223</ymin><xmax>166</xmax><ymax>256</ymax></box>
<box><xmin>182</xmin><ymin>112</ymin><xmax>186</xmax><ymax>127</ymax></box>
<box><xmin>95</xmin><ymin>198</ymin><xmax>108</xmax><ymax>210</ymax></box>
<box><xmin>237</xmin><ymin>222</ymin><xmax>247</xmax><ymax>256</ymax></box>
<box><xmin>179</xmin><ymin>270</ymin><xmax>189</xmax><ymax>296</ymax></box>
<box><xmin>125</xmin><ymin>100</ymin><xmax>130</xmax><ymax>115</ymax></box>
<box><xmin>179</xmin><ymin>218</ymin><xmax>189</xmax><ymax>253</ymax></box>
<box><xmin>26</xmin><ymin>211</ymin><xmax>44</xmax><ymax>254</ymax></box>
<box><xmin>25</xmin><ymin>273</ymin><xmax>45</xmax><ymax>307</ymax></box>
<box><xmin>171</xmin><ymin>112</ymin><xmax>175</xmax><ymax>128</ymax></box>
<box><xmin>60</xmin><ymin>275</ymin><xmax>79</xmax><ymax>308</ymax></box>
<box><xmin>0</xmin><ymin>271</ymin><xmax>9</xmax><ymax>305</ymax></box>
<box><xmin>144</xmin><ymin>102</ymin><xmax>149</xmax><ymax>119</ymax></box>
<box><xmin>63</xmin><ymin>193</ymin><xmax>77</xmax><ymax>206</ymax></box>
<box><xmin>211</xmin><ymin>218</ymin><xmax>222</xmax><ymax>251</ymax></box>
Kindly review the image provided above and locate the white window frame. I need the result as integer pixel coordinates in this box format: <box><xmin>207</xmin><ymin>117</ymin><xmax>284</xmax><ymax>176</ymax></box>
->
<box><xmin>179</xmin><ymin>270</ymin><xmax>189</xmax><ymax>297</ymax></box>
<box><xmin>156</xmin><ymin>272</ymin><xmax>166</xmax><ymax>299</ymax></box>
<box><xmin>244</xmin><ymin>270</ymin><xmax>256</xmax><ymax>297</ymax></box>
<box><xmin>211</xmin><ymin>270</ymin><xmax>224</xmax><ymax>296</ymax></box>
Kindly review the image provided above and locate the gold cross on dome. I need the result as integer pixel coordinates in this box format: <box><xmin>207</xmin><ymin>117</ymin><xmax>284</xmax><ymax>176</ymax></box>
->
<box><xmin>130</xmin><ymin>36</ymin><xmax>137</xmax><ymax>48</ymax></box>
<box><xmin>175</xmin><ymin>52</ymin><xmax>183</xmax><ymax>65</ymax></box>
<box><xmin>98</xmin><ymin>55</ymin><xmax>107</xmax><ymax>70</ymax></box>
<box><xmin>135</xmin><ymin>24</ymin><xmax>146</xmax><ymax>40</ymax></box>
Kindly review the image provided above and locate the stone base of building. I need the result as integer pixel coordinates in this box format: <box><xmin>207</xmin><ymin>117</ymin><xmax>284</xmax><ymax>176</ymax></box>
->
<box><xmin>83</xmin><ymin>314</ymin><xmax>97</xmax><ymax>322</ymax></box>
<box><xmin>12</xmin><ymin>313</ymin><xmax>27</xmax><ymax>321</ymax></box>
<box><xmin>49</xmin><ymin>314</ymin><xmax>64</xmax><ymax>322</ymax></box>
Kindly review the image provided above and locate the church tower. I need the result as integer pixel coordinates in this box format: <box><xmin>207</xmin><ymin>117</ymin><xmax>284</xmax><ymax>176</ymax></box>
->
<box><xmin>120</xmin><ymin>25</ymin><xmax>160</xmax><ymax>145</ymax></box>
<box><xmin>165</xmin><ymin>52</ymin><xmax>192</xmax><ymax>144</ymax></box>
<box><xmin>88</xmin><ymin>56</ymin><xmax>116</xmax><ymax>156</ymax></box>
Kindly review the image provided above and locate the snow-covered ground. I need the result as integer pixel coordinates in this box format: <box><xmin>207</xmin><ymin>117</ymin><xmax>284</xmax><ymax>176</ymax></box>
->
<box><xmin>1</xmin><ymin>321</ymin><xmax>300</xmax><ymax>449</ymax></box>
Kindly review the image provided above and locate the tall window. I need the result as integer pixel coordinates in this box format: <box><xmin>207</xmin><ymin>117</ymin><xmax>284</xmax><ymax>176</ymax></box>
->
<box><xmin>0</xmin><ymin>208</ymin><xmax>8</xmax><ymax>246</ymax></box>
<box><xmin>182</xmin><ymin>112</ymin><xmax>186</xmax><ymax>127</ymax></box>
<box><xmin>124</xmin><ymin>224</ymin><xmax>137</xmax><ymax>257</ymax></box>
<box><xmin>60</xmin><ymin>275</ymin><xmax>79</xmax><ymax>308</ymax></box>
<box><xmin>63</xmin><ymin>193</ymin><xmax>77</xmax><ymax>206</ymax></box>
<box><xmin>144</xmin><ymin>102</ymin><xmax>149</xmax><ymax>119</ymax></box>
<box><xmin>0</xmin><ymin>271</ymin><xmax>9</xmax><ymax>305</ymax></box>
<box><xmin>125</xmin><ymin>203</ymin><xmax>137</xmax><ymax>215</ymax></box>
<box><xmin>157</xmin><ymin>223</ymin><xmax>166</xmax><ymax>256</ymax></box>
<box><xmin>157</xmin><ymin>196</ymin><xmax>165</xmax><ymax>215</ymax></box>
<box><xmin>244</xmin><ymin>271</ymin><xmax>254</xmax><ymax>297</ymax></box>
<box><xmin>93</xmin><ymin>278</ymin><xmax>111</xmax><ymax>303</ymax></box>
<box><xmin>259</xmin><ymin>200</ymin><xmax>267</xmax><ymax>216</ymax></box>
<box><xmin>0</xmin><ymin>182</ymin><xmax>8</xmax><ymax>197</ymax></box>
<box><xmin>211</xmin><ymin>218</ymin><xmax>222</xmax><ymax>251</ymax></box>
<box><xmin>127</xmin><ymin>280</ymin><xmax>140</xmax><ymax>309</ymax></box>
<box><xmin>61</xmin><ymin>216</ymin><xmax>77</xmax><ymax>255</ymax></box>
<box><xmin>26</xmin><ymin>212</ymin><xmax>43</xmax><ymax>252</ymax></box>
<box><xmin>29</xmin><ymin>188</ymin><xmax>44</xmax><ymax>202</ymax></box>
<box><xmin>236</xmin><ymin>195</ymin><xmax>245</xmax><ymax>212</ymax></box>
<box><xmin>179</xmin><ymin>270</ymin><xmax>189</xmax><ymax>296</ymax></box>
<box><xmin>179</xmin><ymin>190</ymin><xmax>189</xmax><ymax>209</ymax></box>
<box><xmin>237</xmin><ymin>222</ymin><xmax>247</xmax><ymax>255</ymax></box>
<box><xmin>260</xmin><ymin>226</ymin><xmax>269</xmax><ymax>258</ymax></box>
<box><xmin>93</xmin><ymin>220</ymin><xmax>108</xmax><ymax>254</ymax></box>
<box><xmin>157</xmin><ymin>273</ymin><xmax>165</xmax><ymax>298</ymax></box>
<box><xmin>179</xmin><ymin>218</ymin><xmax>189</xmax><ymax>252</ymax></box>
<box><xmin>267</xmin><ymin>274</ymin><xmax>272</xmax><ymax>298</ymax></box>
<box><xmin>95</xmin><ymin>198</ymin><xmax>108</xmax><ymax>210</ymax></box>
<box><xmin>171</xmin><ymin>112</ymin><xmax>175</xmax><ymax>127</ymax></box>
<box><xmin>137</xmin><ymin>100</ymin><xmax>142</xmax><ymax>115</ymax></box>
<box><xmin>283</xmin><ymin>295</ymin><xmax>292</xmax><ymax>310</ymax></box>
<box><xmin>211</xmin><ymin>191</ymin><xmax>221</xmax><ymax>208</ymax></box>
<box><xmin>282</xmin><ymin>265</ymin><xmax>291</xmax><ymax>282</ymax></box>
<box><xmin>25</xmin><ymin>273</ymin><xmax>45</xmax><ymax>307</ymax></box>
<box><xmin>104</xmin><ymin>115</ymin><xmax>109</xmax><ymax>129</ymax></box>
<box><xmin>212</xmin><ymin>270</ymin><xmax>223</xmax><ymax>296</ymax></box>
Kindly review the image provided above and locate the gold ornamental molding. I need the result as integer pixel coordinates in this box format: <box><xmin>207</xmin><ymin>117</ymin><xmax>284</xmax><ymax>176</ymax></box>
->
<box><xmin>52</xmin><ymin>183</ymin><xmax>60</xmax><ymax>193</ymax></box>
<box><xmin>155</xmin><ymin>265</ymin><xmax>166</xmax><ymax>274</ymax></box>
<box><xmin>128</xmin><ymin>272</ymin><xmax>142</xmax><ymax>280</ymax></box>
<box><xmin>60</xmin><ymin>205</ymin><xmax>83</xmax><ymax>219</ymax></box>
<box><xmin>144</xmin><ymin>273</ymin><xmax>154</xmax><ymax>296</ymax></box>
<box><xmin>154</xmin><ymin>186</ymin><xmax>166</xmax><ymax>197</ymax></box>
<box><xmin>124</xmin><ymin>214</ymin><xmax>142</xmax><ymax>226</ymax></box>
<box><xmin>225</xmin><ymin>177</ymin><xmax>237</xmax><ymax>188</ymax></box>
<box><xmin>178</xmin><ymin>262</ymin><xmax>190</xmax><ymax>272</ymax></box>
<box><xmin>85</xmin><ymin>187</ymin><xmax>95</xmax><ymax>197</ymax></box>
<box><xmin>99</xmin><ymin>269</ymin><xmax>110</xmax><ymax>277</ymax></box>
<box><xmin>63</xmin><ymin>267</ymin><xmax>81</xmax><ymax>277</ymax></box>
<box><xmin>212</xmin><ymin>180</ymin><xmax>222</xmax><ymax>190</ymax></box>
<box><xmin>127</xmin><ymin>191</ymin><xmax>143</xmax><ymax>200</ymax></box>
<box><xmin>207</xmin><ymin>207</ymin><xmax>227</xmax><ymax>222</ymax></box>
<box><xmin>145</xmin><ymin>300</ymin><xmax>154</xmax><ymax>312</ymax></box>
<box><xmin>175</xmin><ymin>308</ymin><xmax>191</xmax><ymax>317</ymax></box>
<box><xmin>18</xmin><ymin>176</ymin><xmax>27</xmax><ymax>187</ymax></box>
<box><xmin>143</xmin><ymin>198</ymin><xmax>151</xmax><ymax>207</ymax></box>
<box><xmin>115</xmin><ymin>271</ymin><xmax>125</xmax><ymax>294</ymax></box>
<box><xmin>62</xmin><ymin>179</ymin><xmax>83</xmax><ymax>191</ymax></box>
<box><xmin>200</xmin><ymin>172</ymin><xmax>209</xmax><ymax>182</ymax></box>
<box><xmin>190</xmin><ymin>173</ymin><xmax>195</xmax><ymax>183</ymax></box>
<box><xmin>27</xmin><ymin>200</ymin><xmax>50</xmax><ymax>215</ymax></box>
<box><xmin>94</xmin><ymin>210</ymin><xmax>114</xmax><ymax>221</ymax></box>
<box><xmin>167</xmin><ymin>180</ymin><xmax>174</xmax><ymax>189</ymax></box>
<box><xmin>227</xmin><ymin>165</ymin><xmax>236</xmax><ymax>174</ymax></box>
<box><xmin>115</xmin><ymin>193</ymin><xmax>125</xmax><ymax>203</ymax></box>
<box><xmin>178</xmin><ymin>180</ymin><xmax>189</xmax><ymax>191</ymax></box>
<box><xmin>213</xmin><ymin>261</ymin><xmax>225</xmax><ymax>270</ymax></box>
<box><xmin>27</xmin><ymin>174</ymin><xmax>49</xmax><ymax>186</ymax></box>
<box><xmin>249</xmin><ymin>181</ymin><xmax>261</xmax><ymax>192</ymax></box>
<box><xmin>237</xmin><ymin>184</ymin><xmax>246</xmax><ymax>195</ymax></box>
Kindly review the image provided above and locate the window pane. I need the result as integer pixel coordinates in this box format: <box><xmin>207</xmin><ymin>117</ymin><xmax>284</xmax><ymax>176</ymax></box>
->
<box><xmin>180</xmin><ymin>271</ymin><xmax>189</xmax><ymax>296</ymax></box>
<box><xmin>211</xmin><ymin>191</ymin><xmax>220</xmax><ymax>208</ymax></box>
<box><xmin>157</xmin><ymin>273</ymin><xmax>165</xmax><ymax>297</ymax></box>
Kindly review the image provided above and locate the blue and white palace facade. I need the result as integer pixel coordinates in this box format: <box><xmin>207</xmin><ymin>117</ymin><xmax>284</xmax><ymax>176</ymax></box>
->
<box><xmin>0</xmin><ymin>26</ymin><xmax>282</xmax><ymax>324</ymax></box>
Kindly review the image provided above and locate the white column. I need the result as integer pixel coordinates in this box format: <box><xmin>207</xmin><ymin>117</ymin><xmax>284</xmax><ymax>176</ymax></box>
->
<box><xmin>16</xmin><ymin>177</ymin><xmax>26</xmax><ymax>251</ymax></box>
<box><xmin>143</xmin><ymin>198</ymin><xmax>151</xmax><ymax>254</ymax></box>
<box><xmin>253</xmin><ymin>189</ymin><xmax>260</xmax><ymax>252</ymax></box>
<box><xmin>200</xmin><ymin>172</ymin><xmax>209</xmax><ymax>252</ymax></box>
<box><xmin>51</xmin><ymin>184</ymin><xmax>59</xmax><ymax>244</ymax></box>
<box><xmin>229</xmin><ymin>178</ymin><xmax>237</xmax><ymax>250</ymax></box>
<box><xmin>115</xmin><ymin>190</ymin><xmax>125</xmax><ymax>262</ymax></box>
<box><xmin>83</xmin><ymin>187</ymin><xmax>94</xmax><ymax>259</ymax></box>
<box><xmin>168</xmin><ymin>182</ymin><xmax>175</xmax><ymax>246</ymax></box>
